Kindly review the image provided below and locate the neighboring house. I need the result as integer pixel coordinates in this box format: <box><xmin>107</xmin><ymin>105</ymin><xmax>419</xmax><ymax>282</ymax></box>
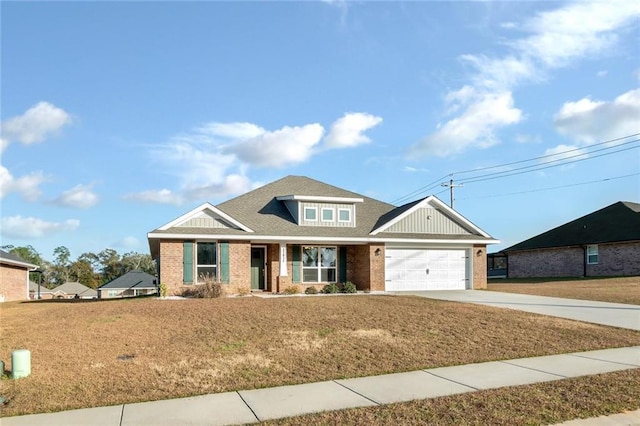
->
<box><xmin>51</xmin><ymin>282</ymin><xmax>98</xmax><ymax>299</ymax></box>
<box><xmin>148</xmin><ymin>176</ymin><xmax>498</xmax><ymax>295</ymax></box>
<box><xmin>504</xmin><ymin>201</ymin><xmax>640</xmax><ymax>278</ymax></box>
<box><xmin>29</xmin><ymin>281</ymin><xmax>55</xmax><ymax>299</ymax></box>
<box><xmin>0</xmin><ymin>249</ymin><xmax>38</xmax><ymax>302</ymax></box>
<box><xmin>98</xmin><ymin>270</ymin><xmax>158</xmax><ymax>299</ymax></box>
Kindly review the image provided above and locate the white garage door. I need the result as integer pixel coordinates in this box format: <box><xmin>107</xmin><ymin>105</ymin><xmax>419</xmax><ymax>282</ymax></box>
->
<box><xmin>385</xmin><ymin>249</ymin><xmax>468</xmax><ymax>291</ymax></box>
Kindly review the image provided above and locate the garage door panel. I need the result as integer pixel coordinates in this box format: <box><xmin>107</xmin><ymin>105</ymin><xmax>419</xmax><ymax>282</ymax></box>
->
<box><xmin>385</xmin><ymin>248</ymin><xmax>467</xmax><ymax>291</ymax></box>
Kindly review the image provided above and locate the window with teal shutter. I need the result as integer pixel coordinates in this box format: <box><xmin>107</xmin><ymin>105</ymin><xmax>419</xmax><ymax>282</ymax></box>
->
<box><xmin>292</xmin><ymin>244</ymin><xmax>301</xmax><ymax>283</ymax></box>
<box><xmin>183</xmin><ymin>242</ymin><xmax>193</xmax><ymax>284</ymax></box>
<box><xmin>220</xmin><ymin>242</ymin><xmax>230</xmax><ymax>283</ymax></box>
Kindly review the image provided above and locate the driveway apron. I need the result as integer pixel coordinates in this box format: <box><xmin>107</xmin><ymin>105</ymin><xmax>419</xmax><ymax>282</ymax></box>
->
<box><xmin>396</xmin><ymin>290</ymin><xmax>640</xmax><ymax>331</ymax></box>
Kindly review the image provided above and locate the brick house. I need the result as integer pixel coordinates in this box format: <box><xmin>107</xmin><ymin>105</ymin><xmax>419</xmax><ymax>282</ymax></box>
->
<box><xmin>0</xmin><ymin>249</ymin><xmax>38</xmax><ymax>302</ymax></box>
<box><xmin>147</xmin><ymin>176</ymin><xmax>498</xmax><ymax>295</ymax></box>
<box><xmin>504</xmin><ymin>201</ymin><xmax>640</xmax><ymax>278</ymax></box>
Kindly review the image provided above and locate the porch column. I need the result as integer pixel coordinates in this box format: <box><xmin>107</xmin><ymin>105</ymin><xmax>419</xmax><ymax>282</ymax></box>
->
<box><xmin>279</xmin><ymin>243</ymin><xmax>288</xmax><ymax>276</ymax></box>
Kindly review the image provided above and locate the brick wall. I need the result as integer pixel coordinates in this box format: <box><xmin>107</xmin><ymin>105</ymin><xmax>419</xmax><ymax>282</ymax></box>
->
<box><xmin>586</xmin><ymin>241</ymin><xmax>640</xmax><ymax>277</ymax></box>
<box><xmin>228</xmin><ymin>241</ymin><xmax>251</xmax><ymax>293</ymax></box>
<box><xmin>508</xmin><ymin>241</ymin><xmax>640</xmax><ymax>278</ymax></box>
<box><xmin>472</xmin><ymin>245</ymin><xmax>487</xmax><ymax>289</ymax></box>
<box><xmin>159</xmin><ymin>240</ymin><xmax>184</xmax><ymax>295</ymax></box>
<box><xmin>347</xmin><ymin>244</ymin><xmax>384</xmax><ymax>292</ymax></box>
<box><xmin>0</xmin><ymin>264</ymin><xmax>29</xmax><ymax>302</ymax></box>
<box><xmin>508</xmin><ymin>246</ymin><xmax>585</xmax><ymax>278</ymax></box>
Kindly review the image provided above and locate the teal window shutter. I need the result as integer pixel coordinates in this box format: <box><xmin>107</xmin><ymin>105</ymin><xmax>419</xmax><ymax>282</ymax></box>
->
<box><xmin>183</xmin><ymin>242</ymin><xmax>193</xmax><ymax>284</ymax></box>
<box><xmin>339</xmin><ymin>247</ymin><xmax>347</xmax><ymax>283</ymax></box>
<box><xmin>220</xmin><ymin>242</ymin><xmax>230</xmax><ymax>283</ymax></box>
<box><xmin>292</xmin><ymin>245</ymin><xmax>301</xmax><ymax>283</ymax></box>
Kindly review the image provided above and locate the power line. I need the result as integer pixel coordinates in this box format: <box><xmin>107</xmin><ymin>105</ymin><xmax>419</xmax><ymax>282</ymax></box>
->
<box><xmin>451</xmin><ymin>132</ymin><xmax>640</xmax><ymax>176</ymax></box>
<box><xmin>458</xmin><ymin>138</ymin><xmax>639</xmax><ymax>184</ymax></box>
<box><xmin>458</xmin><ymin>172</ymin><xmax>640</xmax><ymax>200</ymax></box>
<box><xmin>392</xmin><ymin>133</ymin><xmax>640</xmax><ymax>205</ymax></box>
<box><xmin>458</xmin><ymin>143</ymin><xmax>639</xmax><ymax>185</ymax></box>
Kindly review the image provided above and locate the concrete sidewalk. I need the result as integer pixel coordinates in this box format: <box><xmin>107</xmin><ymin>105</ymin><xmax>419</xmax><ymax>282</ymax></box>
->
<box><xmin>2</xmin><ymin>346</ymin><xmax>638</xmax><ymax>426</ymax></box>
<box><xmin>398</xmin><ymin>290</ymin><xmax>640</xmax><ymax>331</ymax></box>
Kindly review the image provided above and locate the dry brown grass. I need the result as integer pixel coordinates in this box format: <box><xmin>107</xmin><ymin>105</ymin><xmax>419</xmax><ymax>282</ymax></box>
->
<box><xmin>266</xmin><ymin>369</ymin><xmax>640</xmax><ymax>425</ymax></box>
<box><xmin>488</xmin><ymin>276</ymin><xmax>640</xmax><ymax>305</ymax></box>
<box><xmin>1</xmin><ymin>295</ymin><xmax>639</xmax><ymax>417</ymax></box>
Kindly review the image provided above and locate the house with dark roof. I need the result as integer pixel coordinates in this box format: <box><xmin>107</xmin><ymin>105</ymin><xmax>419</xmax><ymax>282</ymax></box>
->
<box><xmin>0</xmin><ymin>249</ymin><xmax>38</xmax><ymax>302</ymax></box>
<box><xmin>148</xmin><ymin>176</ymin><xmax>498</xmax><ymax>295</ymax></box>
<box><xmin>98</xmin><ymin>270</ymin><xmax>158</xmax><ymax>299</ymax></box>
<box><xmin>503</xmin><ymin>201</ymin><xmax>640</xmax><ymax>278</ymax></box>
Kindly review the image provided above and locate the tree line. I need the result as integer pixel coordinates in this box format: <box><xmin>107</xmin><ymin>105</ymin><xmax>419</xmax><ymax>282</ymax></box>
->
<box><xmin>1</xmin><ymin>245</ymin><xmax>156</xmax><ymax>290</ymax></box>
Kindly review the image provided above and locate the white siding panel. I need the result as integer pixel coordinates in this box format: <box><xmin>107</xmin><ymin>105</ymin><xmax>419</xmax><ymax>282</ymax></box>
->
<box><xmin>386</xmin><ymin>208</ymin><xmax>471</xmax><ymax>235</ymax></box>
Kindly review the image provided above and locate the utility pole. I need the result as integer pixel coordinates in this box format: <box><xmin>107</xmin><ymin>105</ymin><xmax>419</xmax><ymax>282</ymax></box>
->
<box><xmin>441</xmin><ymin>179</ymin><xmax>463</xmax><ymax>209</ymax></box>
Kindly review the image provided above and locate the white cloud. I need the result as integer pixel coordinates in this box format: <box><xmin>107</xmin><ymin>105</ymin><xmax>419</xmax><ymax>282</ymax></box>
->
<box><xmin>133</xmin><ymin>113</ymin><xmax>380</xmax><ymax>204</ymax></box>
<box><xmin>597</xmin><ymin>70</ymin><xmax>608</xmax><ymax>78</ymax></box>
<box><xmin>410</xmin><ymin>0</ymin><xmax>640</xmax><ymax>159</ymax></box>
<box><xmin>1</xmin><ymin>102</ymin><xmax>72</xmax><ymax>146</ymax></box>
<box><xmin>542</xmin><ymin>144</ymin><xmax>589</xmax><ymax>170</ymax></box>
<box><xmin>323</xmin><ymin>113</ymin><xmax>382</xmax><ymax>148</ymax></box>
<box><xmin>515</xmin><ymin>133</ymin><xmax>541</xmax><ymax>144</ymax></box>
<box><xmin>410</xmin><ymin>92</ymin><xmax>522</xmax><ymax>157</ymax></box>
<box><xmin>0</xmin><ymin>215</ymin><xmax>80</xmax><ymax>238</ymax></box>
<box><xmin>52</xmin><ymin>184</ymin><xmax>99</xmax><ymax>209</ymax></box>
<box><xmin>224</xmin><ymin>123</ymin><xmax>325</xmax><ymax>167</ymax></box>
<box><xmin>0</xmin><ymin>138</ymin><xmax>8</xmax><ymax>153</ymax></box>
<box><xmin>517</xmin><ymin>0</ymin><xmax>639</xmax><ymax>69</ymax></box>
<box><xmin>553</xmin><ymin>88</ymin><xmax>640</xmax><ymax>144</ymax></box>
<box><xmin>123</xmin><ymin>188</ymin><xmax>184</xmax><ymax>205</ymax></box>
<box><xmin>184</xmin><ymin>174</ymin><xmax>252</xmax><ymax>200</ymax></box>
<box><xmin>0</xmin><ymin>165</ymin><xmax>47</xmax><ymax>201</ymax></box>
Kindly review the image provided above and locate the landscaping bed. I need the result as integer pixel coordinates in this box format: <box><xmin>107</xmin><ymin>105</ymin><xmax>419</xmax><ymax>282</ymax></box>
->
<box><xmin>1</xmin><ymin>295</ymin><xmax>638</xmax><ymax>417</ymax></box>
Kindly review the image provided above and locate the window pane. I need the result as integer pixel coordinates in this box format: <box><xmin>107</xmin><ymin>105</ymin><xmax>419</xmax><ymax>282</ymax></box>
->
<box><xmin>322</xmin><ymin>209</ymin><xmax>334</xmax><ymax>221</ymax></box>
<box><xmin>321</xmin><ymin>247</ymin><xmax>336</xmax><ymax>267</ymax></box>
<box><xmin>304</xmin><ymin>208</ymin><xmax>317</xmax><ymax>221</ymax></box>
<box><xmin>302</xmin><ymin>247</ymin><xmax>318</xmax><ymax>267</ymax></box>
<box><xmin>197</xmin><ymin>266</ymin><xmax>217</xmax><ymax>282</ymax></box>
<box><xmin>197</xmin><ymin>243</ymin><xmax>217</xmax><ymax>265</ymax></box>
<box><xmin>303</xmin><ymin>269</ymin><xmax>318</xmax><ymax>282</ymax></box>
<box><xmin>320</xmin><ymin>268</ymin><xmax>336</xmax><ymax>282</ymax></box>
<box><xmin>339</xmin><ymin>209</ymin><xmax>350</xmax><ymax>221</ymax></box>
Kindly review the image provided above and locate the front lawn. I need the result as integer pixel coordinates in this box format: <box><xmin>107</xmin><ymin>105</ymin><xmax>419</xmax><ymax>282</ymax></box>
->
<box><xmin>1</xmin><ymin>295</ymin><xmax>639</xmax><ymax>417</ymax></box>
<box><xmin>487</xmin><ymin>276</ymin><xmax>640</xmax><ymax>305</ymax></box>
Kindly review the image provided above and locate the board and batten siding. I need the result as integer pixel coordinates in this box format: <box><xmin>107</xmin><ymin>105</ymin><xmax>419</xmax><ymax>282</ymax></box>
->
<box><xmin>177</xmin><ymin>212</ymin><xmax>235</xmax><ymax>229</ymax></box>
<box><xmin>299</xmin><ymin>202</ymin><xmax>355</xmax><ymax>227</ymax></box>
<box><xmin>385</xmin><ymin>207</ymin><xmax>471</xmax><ymax>235</ymax></box>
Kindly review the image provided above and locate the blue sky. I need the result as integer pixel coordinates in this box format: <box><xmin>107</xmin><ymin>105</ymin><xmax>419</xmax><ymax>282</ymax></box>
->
<box><xmin>1</xmin><ymin>1</ymin><xmax>639</xmax><ymax>261</ymax></box>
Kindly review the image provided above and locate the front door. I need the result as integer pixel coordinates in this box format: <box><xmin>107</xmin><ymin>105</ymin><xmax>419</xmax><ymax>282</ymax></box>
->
<box><xmin>251</xmin><ymin>247</ymin><xmax>266</xmax><ymax>290</ymax></box>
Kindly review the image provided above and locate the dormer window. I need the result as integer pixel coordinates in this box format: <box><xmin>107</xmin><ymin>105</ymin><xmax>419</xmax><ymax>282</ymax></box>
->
<box><xmin>321</xmin><ymin>208</ymin><xmax>334</xmax><ymax>222</ymax></box>
<box><xmin>304</xmin><ymin>207</ymin><xmax>317</xmax><ymax>221</ymax></box>
<box><xmin>338</xmin><ymin>208</ymin><xmax>351</xmax><ymax>222</ymax></box>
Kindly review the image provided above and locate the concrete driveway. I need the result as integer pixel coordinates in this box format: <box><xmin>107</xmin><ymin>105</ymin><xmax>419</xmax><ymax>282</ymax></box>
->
<box><xmin>395</xmin><ymin>290</ymin><xmax>640</xmax><ymax>331</ymax></box>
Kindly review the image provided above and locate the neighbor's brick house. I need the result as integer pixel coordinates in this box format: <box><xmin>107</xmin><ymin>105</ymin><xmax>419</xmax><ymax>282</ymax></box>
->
<box><xmin>148</xmin><ymin>176</ymin><xmax>498</xmax><ymax>295</ymax></box>
<box><xmin>0</xmin><ymin>249</ymin><xmax>38</xmax><ymax>303</ymax></box>
<box><xmin>504</xmin><ymin>201</ymin><xmax>640</xmax><ymax>278</ymax></box>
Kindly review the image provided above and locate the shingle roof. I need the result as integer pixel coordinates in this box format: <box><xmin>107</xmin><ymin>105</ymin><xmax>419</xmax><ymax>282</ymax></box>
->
<box><xmin>158</xmin><ymin>175</ymin><xmax>397</xmax><ymax>238</ymax></box>
<box><xmin>505</xmin><ymin>201</ymin><xmax>640</xmax><ymax>252</ymax></box>
<box><xmin>52</xmin><ymin>282</ymin><xmax>97</xmax><ymax>297</ymax></box>
<box><xmin>0</xmin><ymin>249</ymin><xmax>38</xmax><ymax>268</ymax></box>
<box><xmin>99</xmin><ymin>270</ymin><xmax>157</xmax><ymax>290</ymax></box>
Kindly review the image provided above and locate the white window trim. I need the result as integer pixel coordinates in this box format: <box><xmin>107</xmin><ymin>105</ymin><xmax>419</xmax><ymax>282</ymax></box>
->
<box><xmin>321</xmin><ymin>207</ymin><xmax>335</xmax><ymax>222</ymax></box>
<box><xmin>304</xmin><ymin>207</ymin><xmax>318</xmax><ymax>222</ymax></box>
<box><xmin>302</xmin><ymin>246</ymin><xmax>337</xmax><ymax>283</ymax></box>
<box><xmin>196</xmin><ymin>241</ymin><xmax>218</xmax><ymax>283</ymax></box>
<box><xmin>586</xmin><ymin>244</ymin><xmax>599</xmax><ymax>265</ymax></box>
<box><xmin>338</xmin><ymin>208</ymin><xmax>351</xmax><ymax>223</ymax></box>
